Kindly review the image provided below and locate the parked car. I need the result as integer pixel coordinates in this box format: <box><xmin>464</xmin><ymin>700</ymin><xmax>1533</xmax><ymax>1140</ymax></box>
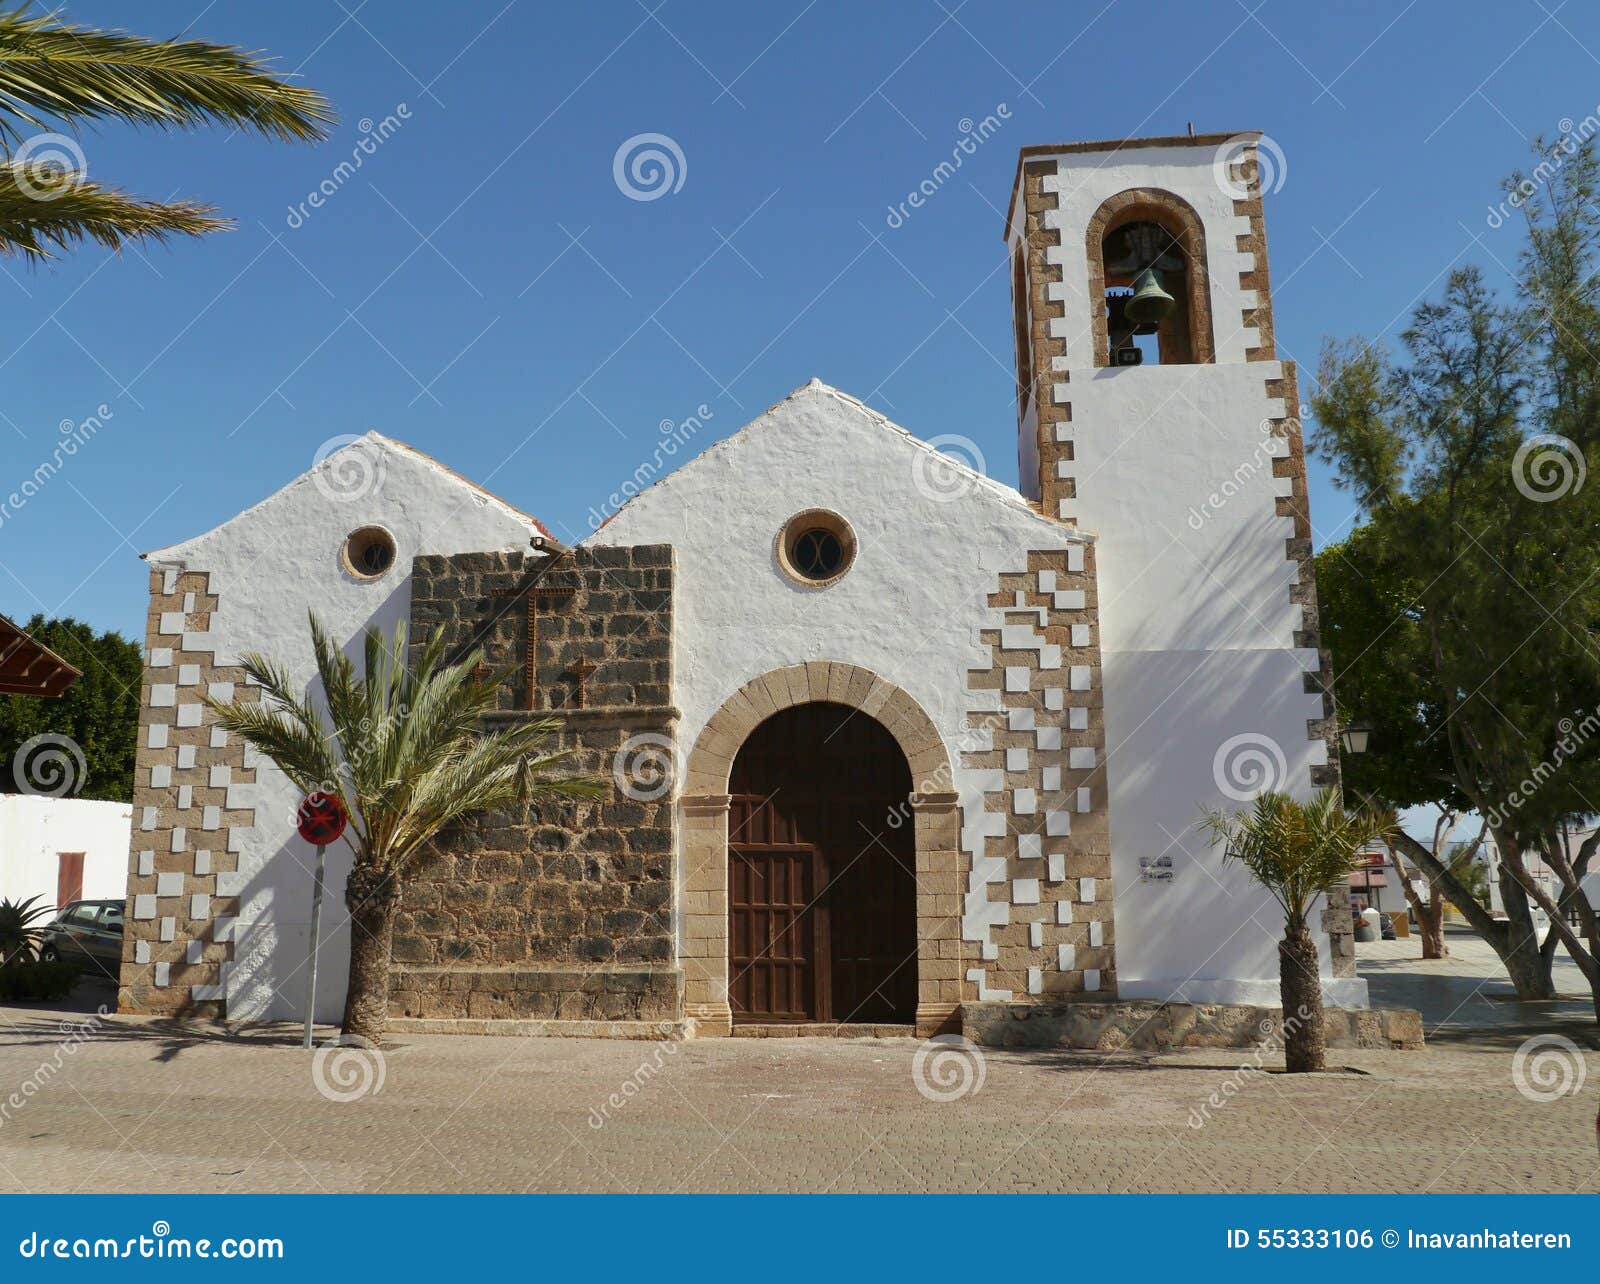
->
<box><xmin>39</xmin><ymin>899</ymin><xmax>124</xmax><ymax>983</ymax></box>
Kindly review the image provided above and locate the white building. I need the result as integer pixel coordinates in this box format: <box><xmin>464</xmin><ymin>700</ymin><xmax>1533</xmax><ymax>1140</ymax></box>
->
<box><xmin>116</xmin><ymin>132</ymin><xmax>1363</xmax><ymax>1035</ymax></box>
<box><xmin>0</xmin><ymin>794</ymin><xmax>132</xmax><ymax>913</ymax></box>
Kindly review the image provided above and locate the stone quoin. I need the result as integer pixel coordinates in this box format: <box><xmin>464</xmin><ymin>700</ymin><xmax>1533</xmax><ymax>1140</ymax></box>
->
<box><xmin>118</xmin><ymin>132</ymin><xmax>1365</xmax><ymax>1038</ymax></box>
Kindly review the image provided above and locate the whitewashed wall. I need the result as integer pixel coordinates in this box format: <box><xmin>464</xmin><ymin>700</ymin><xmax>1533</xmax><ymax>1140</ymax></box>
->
<box><xmin>0</xmin><ymin>794</ymin><xmax>131</xmax><ymax>911</ymax></box>
<box><xmin>144</xmin><ymin>435</ymin><xmax>540</xmax><ymax>1020</ymax></box>
<box><xmin>1013</xmin><ymin>144</ymin><xmax>1365</xmax><ymax>1007</ymax></box>
<box><xmin>589</xmin><ymin>380</ymin><xmax>1089</xmax><ymax>956</ymax></box>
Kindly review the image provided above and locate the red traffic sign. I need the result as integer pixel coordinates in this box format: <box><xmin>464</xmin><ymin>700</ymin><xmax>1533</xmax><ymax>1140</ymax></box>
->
<box><xmin>296</xmin><ymin>792</ymin><xmax>348</xmax><ymax>846</ymax></box>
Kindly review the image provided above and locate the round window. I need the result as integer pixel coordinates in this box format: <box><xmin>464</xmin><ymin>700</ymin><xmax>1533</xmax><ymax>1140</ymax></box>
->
<box><xmin>777</xmin><ymin>510</ymin><xmax>856</xmax><ymax>587</ymax></box>
<box><xmin>341</xmin><ymin>526</ymin><xmax>397</xmax><ymax>580</ymax></box>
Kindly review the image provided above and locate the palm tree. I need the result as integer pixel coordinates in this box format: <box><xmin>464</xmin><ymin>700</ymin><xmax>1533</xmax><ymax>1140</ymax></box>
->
<box><xmin>1199</xmin><ymin>789</ymin><xmax>1391</xmax><ymax>1073</ymax></box>
<box><xmin>0</xmin><ymin>5</ymin><xmax>333</xmax><ymax>258</ymax></box>
<box><xmin>0</xmin><ymin>894</ymin><xmax>54</xmax><ymax>963</ymax></box>
<box><xmin>206</xmin><ymin>614</ymin><xmax>604</xmax><ymax>1045</ymax></box>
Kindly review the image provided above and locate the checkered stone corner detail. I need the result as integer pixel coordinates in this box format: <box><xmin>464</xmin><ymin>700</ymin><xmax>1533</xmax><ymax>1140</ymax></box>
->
<box><xmin>1015</xmin><ymin>158</ymin><xmax>1073</xmax><ymax>520</ymax></box>
<box><xmin>1265</xmin><ymin>359</ymin><xmax>1354</xmax><ymax>977</ymax></box>
<box><xmin>1226</xmin><ymin>147</ymin><xmax>1277</xmax><ymax>363</ymax></box>
<box><xmin>119</xmin><ymin>567</ymin><xmax>257</xmax><ymax>1017</ymax></box>
<box><xmin>962</xmin><ymin>546</ymin><xmax>1115</xmax><ymax>1003</ymax></box>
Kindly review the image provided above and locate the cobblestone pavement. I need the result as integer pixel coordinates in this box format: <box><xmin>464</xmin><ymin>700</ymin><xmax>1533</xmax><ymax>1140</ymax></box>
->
<box><xmin>1</xmin><ymin>984</ymin><xmax>1595</xmax><ymax>1194</ymax></box>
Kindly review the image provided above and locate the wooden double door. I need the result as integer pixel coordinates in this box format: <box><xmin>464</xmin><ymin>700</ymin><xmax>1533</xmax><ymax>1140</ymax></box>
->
<box><xmin>727</xmin><ymin>702</ymin><xmax>916</xmax><ymax>1025</ymax></box>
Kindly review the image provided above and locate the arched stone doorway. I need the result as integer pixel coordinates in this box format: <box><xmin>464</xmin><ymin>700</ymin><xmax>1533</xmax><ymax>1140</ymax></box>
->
<box><xmin>728</xmin><ymin>703</ymin><xmax>915</xmax><ymax>1025</ymax></box>
<box><xmin>679</xmin><ymin>662</ymin><xmax>963</xmax><ymax>1037</ymax></box>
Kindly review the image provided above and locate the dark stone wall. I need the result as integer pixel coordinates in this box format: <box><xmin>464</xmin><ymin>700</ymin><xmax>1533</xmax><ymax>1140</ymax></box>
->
<box><xmin>392</xmin><ymin>545</ymin><xmax>680</xmax><ymax>1022</ymax></box>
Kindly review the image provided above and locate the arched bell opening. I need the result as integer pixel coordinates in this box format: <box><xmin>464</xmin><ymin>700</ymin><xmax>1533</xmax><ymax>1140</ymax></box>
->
<box><xmin>1087</xmin><ymin>189</ymin><xmax>1216</xmax><ymax>369</ymax></box>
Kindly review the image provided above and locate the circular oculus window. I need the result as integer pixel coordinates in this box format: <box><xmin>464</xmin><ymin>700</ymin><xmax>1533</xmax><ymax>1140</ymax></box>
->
<box><xmin>777</xmin><ymin>509</ymin><xmax>856</xmax><ymax>587</ymax></box>
<box><xmin>341</xmin><ymin>525</ymin><xmax>397</xmax><ymax>580</ymax></box>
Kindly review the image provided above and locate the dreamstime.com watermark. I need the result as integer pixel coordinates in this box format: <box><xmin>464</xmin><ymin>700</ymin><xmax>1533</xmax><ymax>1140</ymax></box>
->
<box><xmin>613</xmin><ymin>732</ymin><xmax>676</xmax><ymax>802</ymax></box>
<box><xmin>1212</xmin><ymin>133</ymin><xmax>1287</xmax><ymax>201</ymax></box>
<box><xmin>311</xmin><ymin>1034</ymin><xmax>387</xmax><ymax>1102</ymax></box>
<box><xmin>1212</xmin><ymin>732</ymin><xmax>1289</xmax><ymax>802</ymax></box>
<box><xmin>1482</xmin><ymin>705</ymin><xmax>1600</xmax><ymax>830</ymax></box>
<box><xmin>1188</xmin><ymin>1007</ymin><xmax>1312</xmax><ymax>1129</ymax></box>
<box><xmin>910</xmin><ymin>435</ymin><xmax>987</xmax><ymax>503</ymax></box>
<box><xmin>10</xmin><ymin>132</ymin><xmax>88</xmax><ymax>201</ymax></box>
<box><xmin>311</xmin><ymin>433</ymin><xmax>388</xmax><ymax>502</ymax></box>
<box><xmin>911</xmin><ymin>1034</ymin><xmax>987</xmax><ymax>1102</ymax></box>
<box><xmin>1512</xmin><ymin>434</ymin><xmax>1586</xmax><ymax>502</ymax></box>
<box><xmin>11</xmin><ymin>733</ymin><xmax>87</xmax><ymax>799</ymax></box>
<box><xmin>0</xmin><ymin>1007</ymin><xmax>108</xmax><ymax>1131</ymax></box>
<box><xmin>1485</xmin><ymin>110</ymin><xmax>1600</xmax><ymax>229</ymax></box>
<box><xmin>586</xmin><ymin>404</ymin><xmax>713</xmax><ymax>529</ymax></box>
<box><xmin>886</xmin><ymin>715</ymin><xmax>992</xmax><ymax>830</ymax></box>
<box><xmin>0</xmin><ymin>404</ymin><xmax>114</xmax><ymax>531</ymax></box>
<box><xmin>1510</xmin><ymin>1033</ymin><xmax>1588</xmax><ymax>1103</ymax></box>
<box><xmin>884</xmin><ymin>105</ymin><xmax>1011</xmax><ymax>229</ymax></box>
<box><xmin>613</xmin><ymin>133</ymin><xmax>686</xmax><ymax>201</ymax></box>
<box><xmin>1187</xmin><ymin>416</ymin><xmax>1295</xmax><ymax>531</ymax></box>
<box><xmin>285</xmin><ymin>105</ymin><xmax>411</xmax><ymax>228</ymax></box>
<box><xmin>587</xmin><ymin>1024</ymin><xmax>682</xmax><ymax>1128</ymax></box>
<box><xmin>18</xmin><ymin>1222</ymin><xmax>283</xmax><ymax>1261</ymax></box>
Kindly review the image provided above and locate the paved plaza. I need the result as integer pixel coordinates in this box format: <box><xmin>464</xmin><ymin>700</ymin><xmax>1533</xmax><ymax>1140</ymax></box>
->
<box><xmin>0</xmin><ymin>932</ymin><xmax>1594</xmax><ymax>1194</ymax></box>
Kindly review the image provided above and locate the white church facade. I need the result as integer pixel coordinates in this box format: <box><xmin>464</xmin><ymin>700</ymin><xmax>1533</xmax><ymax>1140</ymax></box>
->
<box><xmin>116</xmin><ymin>133</ymin><xmax>1365</xmax><ymax>1039</ymax></box>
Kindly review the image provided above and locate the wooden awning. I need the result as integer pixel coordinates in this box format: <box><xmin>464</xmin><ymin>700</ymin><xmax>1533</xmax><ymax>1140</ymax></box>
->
<box><xmin>0</xmin><ymin>614</ymin><xmax>80</xmax><ymax>698</ymax></box>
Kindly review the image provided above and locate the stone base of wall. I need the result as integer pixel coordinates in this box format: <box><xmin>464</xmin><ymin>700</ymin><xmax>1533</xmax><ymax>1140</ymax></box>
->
<box><xmin>388</xmin><ymin>1017</ymin><xmax>691</xmax><ymax>1040</ymax></box>
<box><xmin>962</xmin><ymin>999</ymin><xmax>1424</xmax><ymax>1052</ymax></box>
<box><xmin>389</xmin><ymin>964</ymin><xmax>682</xmax><ymax>1023</ymax></box>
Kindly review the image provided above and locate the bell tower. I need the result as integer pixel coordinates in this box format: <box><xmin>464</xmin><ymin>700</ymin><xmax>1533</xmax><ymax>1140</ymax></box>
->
<box><xmin>1004</xmin><ymin>133</ymin><xmax>1360</xmax><ymax>1006</ymax></box>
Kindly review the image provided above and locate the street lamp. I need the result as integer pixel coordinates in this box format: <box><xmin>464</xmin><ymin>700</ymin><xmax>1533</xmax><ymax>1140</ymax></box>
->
<box><xmin>1340</xmin><ymin>722</ymin><xmax>1372</xmax><ymax>755</ymax></box>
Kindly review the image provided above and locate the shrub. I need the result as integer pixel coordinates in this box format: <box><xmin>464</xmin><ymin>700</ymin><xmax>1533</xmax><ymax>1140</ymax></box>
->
<box><xmin>0</xmin><ymin>960</ymin><xmax>82</xmax><ymax>1001</ymax></box>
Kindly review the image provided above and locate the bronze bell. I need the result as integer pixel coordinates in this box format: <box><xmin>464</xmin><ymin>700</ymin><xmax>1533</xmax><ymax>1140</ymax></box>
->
<box><xmin>1124</xmin><ymin>267</ymin><xmax>1175</xmax><ymax>327</ymax></box>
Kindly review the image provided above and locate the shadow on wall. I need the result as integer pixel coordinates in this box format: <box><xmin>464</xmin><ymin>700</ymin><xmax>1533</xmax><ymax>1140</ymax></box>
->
<box><xmin>1100</xmin><ymin>515</ymin><xmax>1333</xmax><ymax>994</ymax></box>
<box><xmin>220</xmin><ymin>579</ymin><xmax>413</xmax><ymax>1025</ymax></box>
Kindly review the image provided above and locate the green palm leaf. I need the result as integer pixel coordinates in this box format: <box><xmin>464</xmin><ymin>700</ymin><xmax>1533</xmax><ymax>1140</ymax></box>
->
<box><xmin>1198</xmin><ymin>788</ymin><xmax>1392</xmax><ymax>929</ymax></box>
<box><xmin>0</xmin><ymin>6</ymin><xmax>331</xmax><ymax>259</ymax></box>
<box><xmin>0</xmin><ymin>893</ymin><xmax>55</xmax><ymax>963</ymax></box>
<box><xmin>206</xmin><ymin>612</ymin><xmax>605</xmax><ymax>1043</ymax></box>
<box><xmin>205</xmin><ymin>610</ymin><xmax>604</xmax><ymax>878</ymax></box>
<box><xmin>0</xmin><ymin>5</ymin><xmax>334</xmax><ymax>144</ymax></box>
<box><xmin>0</xmin><ymin>159</ymin><xmax>225</xmax><ymax>256</ymax></box>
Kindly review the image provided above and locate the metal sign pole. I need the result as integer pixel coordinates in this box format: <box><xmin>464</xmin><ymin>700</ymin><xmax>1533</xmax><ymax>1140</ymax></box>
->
<box><xmin>303</xmin><ymin>842</ymin><xmax>327</xmax><ymax>1051</ymax></box>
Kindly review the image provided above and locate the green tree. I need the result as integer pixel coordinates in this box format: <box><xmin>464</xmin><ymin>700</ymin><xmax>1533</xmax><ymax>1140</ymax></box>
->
<box><xmin>0</xmin><ymin>614</ymin><xmax>141</xmax><ymax>801</ymax></box>
<box><xmin>206</xmin><ymin>614</ymin><xmax>604</xmax><ymax>1045</ymax></box>
<box><xmin>1200</xmin><ymin>790</ymin><xmax>1390</xmax><ymax>1072</ymax></box>
<box><xmin>1311</xmin><ymin>132</ymin><xmax>1600</xmax><ymax>1019</ymax></box>
<box><xmin>1315</xmin><ymin>532</ymin><xmax>1510</xmax><ymax>963</ymax></box>
<box><xmin>0</xmin><ymin>4</ymin><xmax>333</xmax><ymax>258</ymax></box>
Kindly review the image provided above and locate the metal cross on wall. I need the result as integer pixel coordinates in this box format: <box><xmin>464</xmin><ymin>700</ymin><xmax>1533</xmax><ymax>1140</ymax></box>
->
<box><xmin>491</xmin><ymin>580</ymin><xmax>576</xmax><ymax>710</ymax></box>
<box><xmin>569</xmin><ymin>656</ymin><xmax>599</xmax><ymax>709</ymax></box>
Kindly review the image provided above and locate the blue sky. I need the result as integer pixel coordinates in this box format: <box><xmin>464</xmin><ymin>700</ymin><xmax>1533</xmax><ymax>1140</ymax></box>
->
<box><xmin>3</xmin><ymin>0</ymin><xmax>1597</xmax><ymax>638</ymax></box>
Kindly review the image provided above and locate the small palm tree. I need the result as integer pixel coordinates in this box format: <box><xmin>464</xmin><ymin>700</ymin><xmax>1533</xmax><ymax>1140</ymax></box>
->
<box><xmin>1199</xmin><ymin>789</ymin><xmax>1391</xmax><ymax>1073</ymax></box>
<box><xmin>0</xmin><ymin>5</ymin><xmax>333</xmax><ymax>258</ymax></box>
<box><xmin>206</xmin><ymin>614</ymin><xmax>604</xmax><ymax>1045</ymax></box>
<box><xmin>0</xmin><ymin>894</ymin><xmax>54</xmax><ymax>963</ymax></box>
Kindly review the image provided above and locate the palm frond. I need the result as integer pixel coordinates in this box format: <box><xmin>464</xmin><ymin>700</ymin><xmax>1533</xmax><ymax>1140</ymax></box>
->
<box><xmin>0</xmin><ymin>5</ymin><xmax>334</xmax><ymax>145</ymax></box>
<box><xmin>0</xmin><ymin>892</ymin><xmax>55</xmax><ymax>962</ymax></box>
<box><xmin>0</xmin><ymin>161</ymin><xmax>224</xmax><ymax>256</ymax></box>
<box><xmin>216</xmin><ymin>613</ymin><xmax>604</xmax><ymax>876</ymax></box>
<box><xmin>203</xmin><ymin>644</ymin><xmax>346</xmax><ymax>814</ymax></box>
<box><xmin>307</xmin><ymin>611</ymin><xmax>365</xmax><ymax>777</ymax></box>
<box><xmin>1198</xmin><ymin>788</ymin><xmax>1392</xmax><ymax>927</ymax></box>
